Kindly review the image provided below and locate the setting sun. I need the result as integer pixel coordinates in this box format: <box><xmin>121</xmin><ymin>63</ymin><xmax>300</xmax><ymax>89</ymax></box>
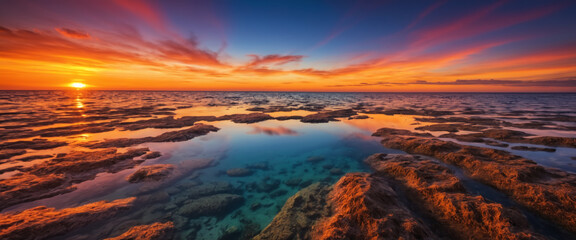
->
<box><xmin>70</xmin><ymin>82</ymin><xmax>86</xmax><ymax>89</ymax></box>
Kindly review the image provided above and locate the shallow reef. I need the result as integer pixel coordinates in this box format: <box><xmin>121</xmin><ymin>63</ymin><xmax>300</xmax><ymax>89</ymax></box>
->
<box><xmin>0</xmin><ymin>92</ymin><xmax>575</xmax><ymax>239</ymax></box>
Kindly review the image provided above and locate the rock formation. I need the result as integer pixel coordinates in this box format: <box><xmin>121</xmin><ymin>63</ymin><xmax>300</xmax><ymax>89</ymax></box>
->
<box><xmin>104</xmin><ymin>222</ymin><xmax>174</xmax><ymax>240</ymax></box>
<box><xmin>0</xmin><ymin>197</ymin><xmax>135</xmax><ymax>240</ymax></box>
<box><xmin>127</xmin><ymin>164</ymin><xmax>174</xmax><ymax>183</ymax></box>
<box><xmin>373</xmin><ymin>127</ymin><xmax>576</xmax><ymax>232</ymax></box>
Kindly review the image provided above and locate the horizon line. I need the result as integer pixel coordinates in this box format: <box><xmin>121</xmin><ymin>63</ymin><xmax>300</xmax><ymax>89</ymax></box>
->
<box><xmin>0</xmin><ymin>89</ymin><xmax>575</xmax><ymax>94</ymax></box>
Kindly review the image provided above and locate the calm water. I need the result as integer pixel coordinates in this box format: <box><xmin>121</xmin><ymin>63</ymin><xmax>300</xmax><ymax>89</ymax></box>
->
<box><xmin>1</xmin><ymin>91</ymin><xmax>575</xmax><ymax>239</ymax></box>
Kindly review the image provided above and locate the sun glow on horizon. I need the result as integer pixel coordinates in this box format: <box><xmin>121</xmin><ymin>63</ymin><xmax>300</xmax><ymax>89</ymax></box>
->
<box><xmin>70</xmin><ymin>82</ymin><xmax>87</xmax><ymax>89</ymax></box>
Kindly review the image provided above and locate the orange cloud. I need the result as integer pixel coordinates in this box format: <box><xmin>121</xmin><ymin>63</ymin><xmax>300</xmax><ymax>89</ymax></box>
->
<box><xmin>55</xmin><ymin>28</ymin><xmax>90</xmax><ymax>39</ymax></box>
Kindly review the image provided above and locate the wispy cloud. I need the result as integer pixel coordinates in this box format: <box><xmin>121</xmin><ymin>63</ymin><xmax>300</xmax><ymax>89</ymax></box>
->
<box><xmin>245</xmin><ymin>54</ymin><xmax>304</xmax><ymax>68</ymax></box>
<box><xmin>55</xmin><ymin>28</ymin><xmax>90</xmax><ymax>39</ymax></box>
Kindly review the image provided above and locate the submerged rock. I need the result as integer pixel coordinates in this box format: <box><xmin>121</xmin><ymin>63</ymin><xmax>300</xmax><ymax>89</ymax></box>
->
<box><xmin>127</xmin><ymin>164</ymin><xmax>174</xmax><ymax>183</ymax></box>
<box><xmin>219</xmin><ymin>225</ymin><xmax>242</xmax><ymax>240</ymax></box>
<box><xmin>104</xmin><ymin>222</ymin><xmax>174</xmax><ymax>240</ymax></box>
<box><xmin>226</xmin><ymin>168</ymin><xmax>253</xmax><ymax>177</ymax></box>
<box><xmin>177</xmin><ymin>194</ymin><xmax>244</xmax><ymax>218</ymax></box>
<box><xmin>246</xmin><ymin>161</ymin><xmax>269</xmax><ymax>170</ymax></box>
<box><xmin>180</xmin><ymin>181</ymin><xmax>234</xmax><ymax>200</ymax></box>
<box><xmin>142</xmin><ymin>151</ymin><xmax>162</xmax><ymax>159</ymax></box>
<box><xmin>0</xmin><ymin>197</ymin><xmax>135</xmax><ymax>240</ymax></box>
<box><xmin>284</xmin><ymin>177</ymin><xmax>302</xmax><ymax>187</ymax></box>
<box><xmin>373</xmin><ymin>127</ymin><xmax>576</xmax><ymax>232</ymax></box>
<box><xmin>328</xmin><ymin>168</ymin><xmax>343</xmax><ymax>175</ymax></box>
<box><xmin>306</xmin><ymin>156</ymin><xmax>325</xmax><ymax>163</ymax></box>
<box><xmin>248</xmin><ymin>178</ymin><xmax>280</xmax><ymax>193</ymax></box>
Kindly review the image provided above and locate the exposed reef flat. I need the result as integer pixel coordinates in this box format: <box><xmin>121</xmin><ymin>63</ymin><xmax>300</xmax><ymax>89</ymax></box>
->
<box><xmin>104</xmin><ymin>221</ymin><xmax>174</xmax><ymax>240</ymax></box>
<box><xmin>373</xmin><ymin>127</ymin><xmax>576</xmax><ymax>232</ymax></box>
<box><xmin>437</xmin><ymin>128</ymin><xmax>576</xmax><ymax>148</ymax></box>
<box><xmin>0</xmin><ymin>139</ymin><xmax>67</xmax><ymax>151</ymax></box>
<box><xmin>257</xmin><ymin>153</ymin><xmax>543</xmax><ymax>239</ymax></box>
<box><xmin>0</xmin><ymin>148</ymin><xmax>149</xmax><ymax>210</ymax></box>
<box><xmin>1</xmin><ymin>92</ymin><xmax>575</xmax><ymax>239</ymax></box>
<box><xmin>0</xmin><ymin>149</ymin><xmax>26</xmax><ymax>160</ymax></box>
<box><xmin>313</xmin><ymin>173</ymin><xmax>439</xmax><ymax>240</ymax></box>
<box><xmin>362</xmin><ymin>108</ymin><xmax>454</xmax><ymax>116</ymax></box>
<box><xmin>365</xmin><ymin>154</ymin><xmax>542</xmax><ymax>239</ymax></box>
<box><xmin>300</xmin><ymin>109</ymin><xmax>357</xmax><ymax>123</ymax></box>
<box><xmin>127</xmin><ymin>164</ymin><xmax>175</xmax><ymax>183</ymax></box>
<box><xmin>0</xmin><ymin>197</ymin><xmax>135</xmax><ymax>240</ymax></box>
<box><xmin>80</xmin><ymin>123</ymin><xmax>219</xmax><ymax>149</ymax></box>
<box><xmin>416</xmin><ymin>116</ymin><xmax>576</xmax><ymax>131</ymax></box>
<box><xmin>415</xmin><ymin>123</ymin><xmax>487</xmax><ymax>132</ymax></box>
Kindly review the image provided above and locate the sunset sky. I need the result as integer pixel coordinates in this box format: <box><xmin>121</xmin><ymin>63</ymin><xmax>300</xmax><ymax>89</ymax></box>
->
<box><xmin>1</xmin><ymin>0</ymin><xmax>575</xmax><ymax>92</ymax></box>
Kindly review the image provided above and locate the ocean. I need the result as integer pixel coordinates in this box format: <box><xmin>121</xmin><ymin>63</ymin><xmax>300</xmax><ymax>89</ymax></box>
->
<box><xmin>1</xmin><ymin>91</ymin><xmax>575</xmax><ymax>239</ymax></box>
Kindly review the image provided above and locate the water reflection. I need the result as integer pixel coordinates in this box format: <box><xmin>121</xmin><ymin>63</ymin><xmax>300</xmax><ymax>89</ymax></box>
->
<box><xmin>249</xmin><ymin>125</ymin><xmax>298</xmax><ymax>136</ymax></box>
<box><xmin>75</xmin><ymin>94</ymin><xmax>84</xmax><ymax>109</ymax></box>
